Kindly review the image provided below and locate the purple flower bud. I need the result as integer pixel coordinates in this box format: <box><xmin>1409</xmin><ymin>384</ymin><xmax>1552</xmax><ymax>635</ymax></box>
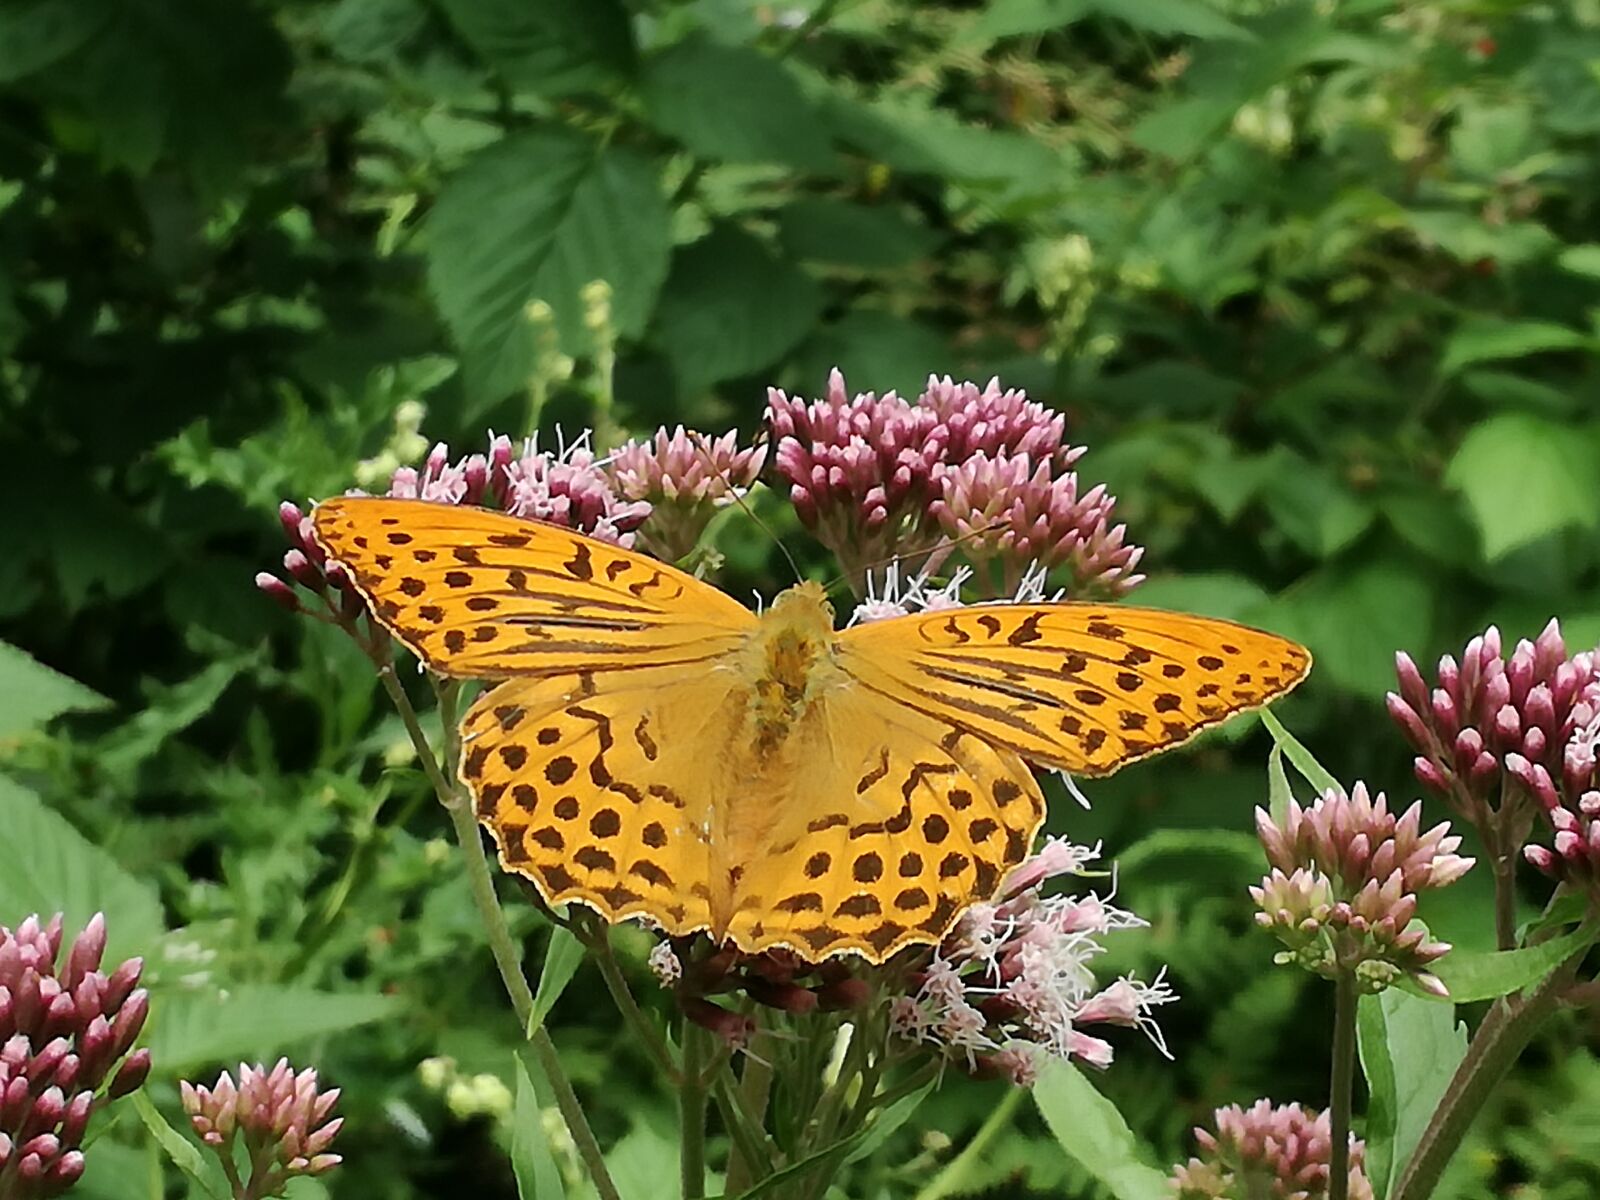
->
<box><xmin>59</xmin><ymin>916</ymin><xmax>105</xmax><ymax>994</ymax></box>
<box><xmin>1430</xmin><ymin>689</ymin><xmax>1460</xmax><ymax>740</ymax></box>
<box><xmin>1395</xmin><ymin>652</ymin><xmax>1430</xmax><ymax>714</ymax></box>
<box><xmin>106</xmin><ymin>1050</ymin><xmax>150</xmax><ymax>1100</ymax></box>
<box><xmin>1385</xmin><ymin>693</ymin><xmax>1431</xmax><ymax>750</ymax></box>
<box><xmin>255</xmin><ymin>573</ymin><xmax>301</xmax><ymax>612</ymax></box>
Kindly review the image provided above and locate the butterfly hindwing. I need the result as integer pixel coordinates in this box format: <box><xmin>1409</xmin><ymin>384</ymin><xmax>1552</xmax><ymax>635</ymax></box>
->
<box><xmin>312</xmin><ymin>497</ymin><xmax>755</xmax><ymax>678</ymax></box>
<box><xmin>838</xmin><ymin>604</ymin><xmax>1311</xmax><ymax>776</ymax></box>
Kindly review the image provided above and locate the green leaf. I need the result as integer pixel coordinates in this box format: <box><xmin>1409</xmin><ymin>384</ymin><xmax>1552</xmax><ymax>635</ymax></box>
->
<box><xmin>966</xmin><ymin>0</ymin><xmax>1251</xmax><ymax>44</ymax></box>
<box><xmin>131</xmin><ymin>1091</ymin><xmax>230</xmax><ymax>1200</ymax></box>
<box><xmin>1357</xmin><ymin>989</ymin><xmax>1467</xmax><ymax>1197</ymax></box>
<box><xmin>1445</xmin><ymin>414</ymin><xmax>1600</xmax><ymax>560</ymax></box>
<box><xmin>1260</xmin><ymin>710</ymin><xmax>1340</xmax><ymax>796</ymax></box>
<box><xmin>512</xmin><ymin>1052</ymin><xmax>567</xmax><ymax>1200</ymax></box>
<box><xmin>788</xmin><ymin>311</ymin><xmax>949</xmax><ymax>399</ymax></box>
<box><xmin>1426</xmin><ymin>924</ymin><xmax>1597</xmax><ymax>1003</ymax></box>
<box><xmin>653</xmin><ymin>226</ymin><xmax>823</xmax><ymax>396</ymax></box>
<box><xmin>0</xmin><ymin>639</ymin><xmax>110</xmax><ymax>736</ymax></box>
<box><xmin>1129</xmin><ymin>573</ymin><xmax>1270</xmax><ymax>622</ymax></box>
<box><xmin>1267</xmin><ymin>744</ymin><xmax>1293</xmax><ymax>824</ymax></box>
<box><xmin>529</xmin><ymin>926</ymin><xmax>585</xmax><ymax>1037</ymax></box>
<box><xmin>0</xmin><ymin>0</ymin><xmax>110</xmax><ymax>82</ymax></box>
<box><xmin>1271</xmin><ymin>558</ymin><xmax>1433</xmax><ymax>696</ymax></box>
<box><xmin>777</xmin><ymin>199</ymin><xmax>940</xmax><ymax>270</ymax></box>
<box><xmin>146</xmin><ymin>984</ymin><xmax>402</xmax><ymax>1074</ymax></box>
<box><xmin>1439</xmin><ymin>318</ymin><xmax>1590</xmax><ymax>376</ymax></box>
<box><xmin>1557</xmin><ymin>244</ymin><xmax>1600</xmax><ymax>280</ymax></box>
<box><xmin>435</xmin><ymin>0</ymin><xmax>632</xmax><ymax>96</ymax></box>
<box><xmin>1033</xmin><ymin>1061</ymin><xmax>1169</xmax><ymax>1200</ymax></box>
<box><xmin>640</xmin><ymin>36</ymin><xmax>834</xmax><ymax>169</ymax></box>
<box><xmin>1262</xmin><ymin>459</ymin><xmax>1375</xmax><ymax>558</ymax></box>
<box><xmin>0</xmin><ymin>776</ymin><xmax>164</xmax><ymax>964</ymax></box>
<box><xmin>1114</xmin><ymin>829</ymin><xmax>1264</xmax><ymax>880</ymax></box>
<box><xmin>842</xmin><ymin>1077</ymin><xmax>938</xmax><ymax>1164</ymax></box>
<box><xmin>426</xmin><ymin>127</ymin><xmax>671</xmax><ymax>403</ymax></box>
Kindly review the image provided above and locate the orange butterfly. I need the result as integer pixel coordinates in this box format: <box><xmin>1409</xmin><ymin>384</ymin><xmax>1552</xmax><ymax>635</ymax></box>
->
<box><xmin>314</xmin><ymin>496</ymin><xmax>1310</xmax><ymax>962</ymax></box>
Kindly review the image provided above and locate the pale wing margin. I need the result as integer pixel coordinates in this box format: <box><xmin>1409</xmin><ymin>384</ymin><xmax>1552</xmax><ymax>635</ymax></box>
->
<box><xmin>837</xmin><ymin>603</ymin><xmax>1312</xmax><ymax>776</ymax></box>
<box><xmin>312</xmin><ymin>496</ymin><xmax>757</xmax><ymax>678</ymax></box>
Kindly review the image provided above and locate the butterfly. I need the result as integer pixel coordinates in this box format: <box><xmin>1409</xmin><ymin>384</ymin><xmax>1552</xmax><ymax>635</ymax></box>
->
<box><xmin>313</xmin><ymin>496</ymin><xmax>1311</xmax><ymax>963</ymax></box>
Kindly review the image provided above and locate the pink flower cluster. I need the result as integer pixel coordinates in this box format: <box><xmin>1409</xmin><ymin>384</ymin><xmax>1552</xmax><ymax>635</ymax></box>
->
<box><xmin>181</xmin><ymin>1059</ymin><xmax>342</xmax><ymax>1195</ymax></box>
<box><xmin>888</xmin><ymin>839</ymin><xmax>1174</xmax><ymax>1083</ymax></box>
<box><xmin>769</xmin><ymin>370</ymin><xmax>1138</xmax><ymax>595</ymax></box>
<box><xmin>0</xmin><ymin>914</ymin><xmax>151</xmax><ymax>1198</ymax></box>
<box><xmin>1171</xmin><ymin>1100</ymin><xmax>1373</xmax><ymax>1200</ymax></box>
<box><xmin>1252</xmin><ymin>783</ymin><xmax>1472</xmax><ymax>996</ymax></box>
<box><xmin>609</xmin><ymin>427</ymin><xmax>767</xmax><ymax>561</ymax></box>
<box><xmin>1388</xmin><ymin>620</ymin><xmax>1600</xmax><ymax>890</ymax></box>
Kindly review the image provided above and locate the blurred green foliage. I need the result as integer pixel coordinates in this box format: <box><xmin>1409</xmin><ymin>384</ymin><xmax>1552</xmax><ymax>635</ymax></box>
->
<box><xmin>2</xmin><ymin>0</ymin><xmax>1599</xmax><ymax>1196</ymax></box>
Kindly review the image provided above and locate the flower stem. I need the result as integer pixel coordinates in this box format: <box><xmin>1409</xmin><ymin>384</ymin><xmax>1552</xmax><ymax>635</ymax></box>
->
<box><xmin>577</xmin><ymin>914</ymin><xmax>680</xmax><ymax>1083</ymax></box>
<box><xmin>910</xmin><ymin>1086</ymin><xmax>1024</xmax><ymax>1200</ymax></box>
<box><xmin>374</xmin><ymin>667</ymin><xmax>621</xmax><ymax>1200</ymax></box>
<box><xmin>1391</xmin><ymin>942</ymin><xmax>1590</xmax><ymax>1200</ymax></box>
<box><xmin>1328</xmin><ymin>969</ymin><xmax>1358</xmax><ymax>1200</ymax></box>
<box><xmin>680</xmin><ymin>1024</ymin><xmax>710</xmax><ymax>1199</ymax></box>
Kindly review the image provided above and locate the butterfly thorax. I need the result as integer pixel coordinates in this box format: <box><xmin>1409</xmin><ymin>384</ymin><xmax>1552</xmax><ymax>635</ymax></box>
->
<box><xmin>742</xmin><ymin>581</ymin><xmax>844</xmax><ymax>753</ymax></box>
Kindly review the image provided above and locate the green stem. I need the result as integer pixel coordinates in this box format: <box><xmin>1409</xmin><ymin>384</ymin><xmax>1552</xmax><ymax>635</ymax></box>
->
<box><xmin>724</xmin><ymin>1029</ymin><xmax>776</xmax><ymax>1194</ymax></box>
<box><xmin>713</xmin><ymin>1066</ymin><xmax>777</xmax><ymax>1187</ymax></box>
<box><xmin>681</xmin><ymin>1025</ymin><xmax>710</xmax><ymax>1199</ymax></box>
<box><xmin>578</xmin><ymin>915</ymin><xmax>681</xmax><ymax>1083</ymax></box>
<box><xmin>910</xmin><ymin>1087</ymin><xmax>1024</xmax><ymax>1200</ymax></box>
<box><xmin>375</xmin><ymin>668</ymin><xmax>621</xmax><ymax>1200</ymax></box>
<box><xmin>1328</xmin><ymin>971</ymin><xmax>1359</xmax><ymax>1200</ymax></box>
<box><xmin>1391</xmin><ymin>945</ymin><xmax>1589</xmax><ymax>1200</ymax></box>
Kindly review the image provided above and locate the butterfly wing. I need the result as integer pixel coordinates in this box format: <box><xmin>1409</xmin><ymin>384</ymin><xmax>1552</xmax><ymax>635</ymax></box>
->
<box><xmin>461</xmin><ymin>665</ymin><xmax>744</xmax><ymax>936</ymax></box>
<box><xmin>312</xmin><ymin>496</ymin><xmax>756</xmax><ymax>677</ymax></box>
<box><xmin>838</xmin><ymin>603</ymin><xmax>1310</xmax><ymax>776</ymax></box>
<box><xmin>720</xmin><ymin>683</ymin><xmax>1045</xmax><ymax>962</ymax></box>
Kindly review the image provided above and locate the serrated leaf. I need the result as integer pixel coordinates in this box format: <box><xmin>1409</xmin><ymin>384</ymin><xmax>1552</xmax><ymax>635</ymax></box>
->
<box><xmin>426</xmin><ymin>127</ymin><xmax>671</xmax><ymax>403</ymax></box>
<box><xmin>1439</xmin><ymin>318</ymin><xmax>1590</xmax><ymax>376</ymax></box>
<box><xmin>1357</xmin><ymin>989</ymin><xmax>1466</xmax><ymax>1197</ymax></box>
<box><xmin>1033</xmin><ymin>1061</ymin><xmax>1169</xmax><ymax>1200</ymax></box>
<box><xmin>512</xmin><ymin>1051</ymin><xmax>567</xmax><ymax>1200</ymax></box>
<box><xmin>131</xmin><ymin>1091</ymin><xmax>230</xmax><ymax>1200</ymax></box>
<box><xmin>640</xmin><ymin>35</ymin><xmax>833</xmax><ymax>169</ymax></box>
<box><xmin>1270</xmin><ymin>558</ymin><xmax>1433</xmax><ymax>696</ymax></box>
<box><xmin>436</xmin><ymin>0</ymin><xmax>632</xmax><ymax>97</ymax></box>
<box><xmin>1426</xmin><ymin>924</ymin><xmax>1596</xmax><ymax>1003</ymax></box>
<box><xmin>0</xmin><ymin>776</ymin><xmax>164</xmax><ymax>964</ymax></box>
<box><xmin>529</xmin><ymin>926</ymin><xmax>585</xmax><ymax>1037</ymax></box>
<box><xmin>1445</xmin><ymin>413</ymin><xmax>1600</xmax><ymax>560</ymax></box>
<box><xmin>146</xmin><ymin>984</ymin><xmax>401</xmax><ymax>1074</ymax></box>
<box><xmin>0</xmin><ymin>639</ymin><xmax>110</xmax><ymax>736</ymax></box>
<box><xmin>1262</xmin><ymin>458</ymin><xmax>1374</xmax><ymax>558</ymax></box>
<box><xmin>653</xmin><ymin>226</ymin><xmax>823</xmax><ymax>395</ymax></box>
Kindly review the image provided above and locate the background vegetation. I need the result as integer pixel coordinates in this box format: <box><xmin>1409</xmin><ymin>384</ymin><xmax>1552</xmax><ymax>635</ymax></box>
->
<box><xmin>3</xmin><ymin>0</ymin><xmax>1599</xmax><ymax>1195</ymax></box>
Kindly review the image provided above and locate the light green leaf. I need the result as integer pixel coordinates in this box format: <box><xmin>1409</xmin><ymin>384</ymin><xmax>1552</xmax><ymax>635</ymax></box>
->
<box><xmin>966</xmin><ymin>0</ymin><xmax>1250</xmax><ymax>43</ymax></box>
<box><xmin>1557</xmin><ymin>244</ymin><xmax>1600</xmax><ymax>280</ymax></box>
<box><xmin>435</xmin><ymin>0</ymin><xmax>632</xmax><ymax>96</ymax></box>
<box><xmin>1426</xmin><ymin>924</ymin><xmax>1596</xmax><ymax>1003</ymax></box>
<box><xmin>0</xmin><ymin>776</ymin><xmax>164</xmax><ymax>964</ymax></box>
<box><xmin>1267</xmin><ymin>745</ymin><xmax>1293</xmax><ymax>824</ymax></box>
<box><xmin>0</xmin><ymin>0</ymin><xmax>110</xmax><ymax>82</ymax></box>
<box><xmin>529</xmin><ymin>926</ymin><xmax>585</xmax><ymax>1037</ymax></box>
<box><xmin>146</xmin><ymin>984</ymin><xmax>401</xmax><ymax>1074</ymax></box>
<box><xmin>1270</xmin><ymin>558</ymin><xmax>1433</xmax><ymax>696</ymax></box>
<box><xmin>1357</xmin><ymin>989</ymin><xmax>1466</xmax><ymax>1197</ymax></box>
<box><xmin>512</xmin><ymin>1052</ymin><xmax>567</xmax><ymax>1200</ymax></box>
<box><xmin>777</xmin><ymin>198</ymin><xmax>940</xmax><ymax>270</ymax></box>
<box><xmin>652</xmin><ymin>226</ymin><xmax>824</xmax><ymax>396</ymax></box>
<box><xmin>1262</xmin><ymin>459</ymin><xmax>1374</xmax><ymax>558</ymax></box>
<box><xmin>427</xmin><ymin>127</ymin><xmax>671</xmax><ymax>403</ymax></box>
<box><xmin>640</xmin><ymin>36</ymin><xmax>834</xmax><ymax>170</ymax></box>
<box><xmin>1033</xmin><ymin>1061</ymin><xmax>1169</xmax><ymax>1200</ymax></box>
<box><xmin>1445</xmin><ymin>413</ymin><xmax>1600</xmax><ymax>560</ymax></box>
<box><xmin>0</xmin><ymin>639</ymin><xmax>110</xmax><ymax>736</ymax></box>
<box><xmin>131</xmin><ymin>1091</ymin><xmax>230</xmax><ymax>1200</ymax></box>
<box><xmin>843</xmin><ymin>1077</ymin><xmax>937</xmax><ymax>1164</ymax></box>
<box><xmin>1260</xmin><ymin>710</ymin><xmax>1340</xmax><ymax>796</ymax></box>
<box><xmin>1439</xmin><ymin>318</ymin><xmax>1590</xmax><ymax>376</ymax></box>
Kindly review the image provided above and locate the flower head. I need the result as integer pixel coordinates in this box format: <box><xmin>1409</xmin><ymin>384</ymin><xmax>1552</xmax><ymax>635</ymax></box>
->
<box><xmin>180</xmin><ymin>1059</ymin><xmax>342</xmax><ymax>1196</ymax></box>
<box><xmin>891</xmin><ymin>839</ymin><xmax>1173</xmax><ymax>1079</ymax></box>
<box><xmin>1251</xmin><ymin>783</ymin><xmax>1472</xmax><ymax>995</ymax></box>
<box><xmin>0</xmin><ymin>913</ymin><xmax>150</xmax><ymax>1198</ymax></box>
<box><xmin>607</xmin><ymin>427</ymin><xmax>766</xmax><ymax>561</ymax></box>
<box><xmin>1171</xmin><ymin>1100</ymin><xmax>1374</xmax><ymax>1200</ymax></box>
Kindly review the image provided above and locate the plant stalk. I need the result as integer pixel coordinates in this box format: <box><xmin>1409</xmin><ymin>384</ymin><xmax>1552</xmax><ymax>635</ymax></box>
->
<box><xmin>1328</xmin><ymin>970</ymin><xmax>1358</xmax><ymax>1200</ymax></box>
<box><xmin>681</xmin><ymin>1024</ymin><xmax>710</xmax><ymax>1199</ymax></box>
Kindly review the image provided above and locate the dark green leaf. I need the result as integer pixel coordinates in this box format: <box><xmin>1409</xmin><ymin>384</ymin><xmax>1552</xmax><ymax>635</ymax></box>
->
<box><xmin>0</xmin><ymin>639</ymin><xmax>110</xmax><ymax>736</ymax></box>
<box><xmin>146</xmin><ymin>984</ymin><xmax>402</xmax><ymax>1074</ymax></box>
<box><xmin>640</xmin><ymin>35</ymin><xmax>834</xmax><ymax>169</ymax></box>
<box><xmin>1127</xmin><ymin>573</ymin><xmax>1270</xmax><ymax>622</ymax></box>
<box><xmin>788</xmin><ymin>311</ymin><xmax>948</xmax><ymax>400</ymax></box>
<box><xmin>512</xmin><ymin>1052</ymin><xmax>567</xmax><ymax>1200</ymax></box>
<box><xmin>0</xmin><ymin>0</ymin><xmax>109</xmax><ymax>82</ymax></box>
<box><xmin>1033</xmin><ymin>1061</ymin><xmax>1169</xmax><ymax>1200</ymax></box>
<box><xmin>1427</xmin><ymin>924</ymin><xmax>1596</xmax><ymax>1003</ymax></box>
<box><xmin>777</xmin><ymin>198</ymin><xmax>940</xmax><ymax>269</ymax></box>
<box><xmin>1262</xmin><ymin>458</ymin><xmax>1374</xmax><ymax>558</ymax></box>
<box><xmin>131</xmin><ymin>1092</ymin><xmax>230</xmax><ymax>1200</ymax></box>
<box><xmin>436</xmin><ymin>0</ymin><xmax>633</xmax><ymax>97</ymax></box>
<box><xmin>1357</xmin><ymin>989</ymin><xmax>1466</xmax><ymax>1197</ymax></box>
<box><xmin>529</xmin><ymin>926</ymin><xmax>585</xmax><ymax>1037</ymax></box>
<box><xmin>427</xmin><ymin>127</ymin><xmax>671</xmax><ymax>402</ymax></box>
<box><xmin>1440</xmin><ymin>319</ymin><xmax>1590</xmax><ymax>376</ymax></box>
<box><xmin>1270</xmin><ymin>558</ymin><xmax>1433</xmax><ymax>696</ymax></box>
<box><xmin>653</xmin><ymin>226</ymin><xmax>824</xmax><ymax>395</ymax></box>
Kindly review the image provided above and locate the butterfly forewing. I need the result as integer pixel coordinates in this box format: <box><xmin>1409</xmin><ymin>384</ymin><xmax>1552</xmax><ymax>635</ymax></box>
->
<box><xmin>838</xmin><ymin>604</ymin><xmax>1311</xmax><ymax>776</ymax></box>
<box><xmin>311</xmin><ymin>497</ymin><xmax>755</xmax><ymax>677</ymax></box>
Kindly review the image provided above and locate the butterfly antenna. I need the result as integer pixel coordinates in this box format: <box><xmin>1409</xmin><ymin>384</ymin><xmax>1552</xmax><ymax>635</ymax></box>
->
<box><xmin>819</xmin><ymin>520</ymin><xmax>1010</xmax><ymax>601</ymax></box>
<box><xmin>688</xmin><ymin>429</ymin><xmax>805</xmax><ymax>586</ymax></box>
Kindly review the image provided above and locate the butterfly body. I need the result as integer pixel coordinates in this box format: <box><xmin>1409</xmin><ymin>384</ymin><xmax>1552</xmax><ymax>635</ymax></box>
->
<box><xmin>313</xmin><ymin>496</ymin><xmax>1311</xmax><ymax>962</ymax></box>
